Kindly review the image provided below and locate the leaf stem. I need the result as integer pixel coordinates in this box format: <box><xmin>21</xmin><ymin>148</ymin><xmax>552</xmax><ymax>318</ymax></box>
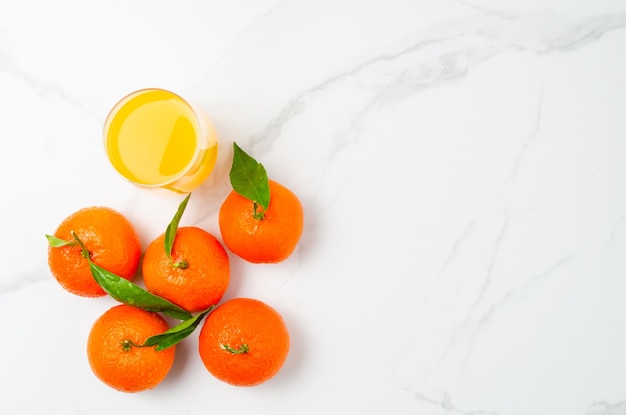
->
<box><xmin>221</xmin><ymin>343</ymin><xmax>249</xmax><ymax>354</ymax></box>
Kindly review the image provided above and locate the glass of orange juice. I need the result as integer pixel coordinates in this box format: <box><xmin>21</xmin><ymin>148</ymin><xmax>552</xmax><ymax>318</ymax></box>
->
<box><xmin>103</xmin><ymin>88</ymin><xmax>218</xmax><ymax>193</ymax></box>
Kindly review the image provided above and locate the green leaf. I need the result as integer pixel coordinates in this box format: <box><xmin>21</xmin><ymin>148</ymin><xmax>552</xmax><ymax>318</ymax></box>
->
<box><xmin>88</xmin><ymin>261</ymin><xmax>193</xmax><ymax>321</ymax></box>
<box><xmin>69</xmin><ymin>231</ymin><xmax>193</xmax><ymax>320</ymax></box>
<box><xmin>164</xmin><ymin>193</ymin><xmax>191</xmax><ymax>260</ymax></box>
<box><xmin>141</xmin><ymin>306</ymin><xmax>214</xmax><ymax>351</ymax></box>
<box><xmin>230</xmin><ymin>142</ymin><xmax>270</xmax><ymax>213</ymax></box>
<box><xmin>45</xmin><ymin>234</ymin><xmax>73</xmax><ymax>247</ymax></box>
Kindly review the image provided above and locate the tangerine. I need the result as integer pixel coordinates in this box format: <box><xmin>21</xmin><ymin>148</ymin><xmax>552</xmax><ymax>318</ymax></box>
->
<box><xmin>48</xmin><ymin>206</ymin><xmax>141</xmax><ymax>297</ymax></box>
<box><xmin>87</xmin><ymin>304</ymin><xmax>175</xmax><ymax>393</ymax></box>
<box><xmin>142</xmin><ymin>226</ymin><xmax>230</xmax><ymax>313</ymax></box>
<box><xmin>218</xmin><ymin>180</ymin><xmax>304</xmax><ymax>263</ymax></box>
<box><xmin>198</xmin><ymin>297</ymin><xmax>290</xmax><ymax>387</ymax></box>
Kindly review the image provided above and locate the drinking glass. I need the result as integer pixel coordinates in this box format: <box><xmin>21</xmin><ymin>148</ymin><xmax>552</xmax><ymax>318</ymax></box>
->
<box><xmin>103</xmin><ymin>88</ymin><xmax>218</xmax><ymax>193</ymax></box>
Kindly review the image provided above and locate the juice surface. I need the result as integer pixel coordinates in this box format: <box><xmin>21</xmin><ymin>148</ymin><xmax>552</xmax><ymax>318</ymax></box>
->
<box><xmin>105</xmin><ymin>89</ymin><xmax>199</xmax><ymax>186</ymax></box>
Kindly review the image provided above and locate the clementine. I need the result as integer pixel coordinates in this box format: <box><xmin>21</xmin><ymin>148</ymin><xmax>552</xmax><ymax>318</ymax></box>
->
<box><xmin>87</xmin><ymin>304</ymin><xmax>175</xmax><ymax>393</ymax></box>
<box><xmin>48</xmin><ymin>206</ymin><xmax>141</xmax><ymax>297</ymax></box>
<box><xmin>198</xmin><ymin>297</ymin><xmax>290</xmax><ymax>386</ymax></box>
<box><xmin>142</xmin><ymin>226</ymin><xmax>230</xmax><ymax>313</ymax></box>
<box><xmin>218</xmin><ymin>180</ymin><xmax>303</xmax><ymax>263</ymax></box>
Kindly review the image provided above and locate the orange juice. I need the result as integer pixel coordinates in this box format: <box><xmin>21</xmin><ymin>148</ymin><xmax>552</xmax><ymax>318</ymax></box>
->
<box><xmin>104</xmin><ymin>89</ymin><xmax>218</xmax><ymax>193</ymax></box>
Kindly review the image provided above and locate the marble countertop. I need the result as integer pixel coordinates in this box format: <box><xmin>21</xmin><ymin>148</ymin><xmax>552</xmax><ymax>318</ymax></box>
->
<box><xmin>2</xmin><ymin>1</ymin><xmax>626</xmax><ymax>414</ymax></box>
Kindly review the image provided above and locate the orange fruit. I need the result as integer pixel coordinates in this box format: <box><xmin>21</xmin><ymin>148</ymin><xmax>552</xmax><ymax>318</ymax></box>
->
<box><xmin>48</xmin><ymin>206</ymin><xmax>141</xmax><ymax>297</ymax></box>
<box><xmin>198</xmin><ymin>297</ymin><xmax>290</xmax><ymax>386</ymax></box>
<box><xmin>87</xmin><ymin>304</ymin><xmax>175</xmax><ymax>393</ymax></box>
<box><xmin>218</xmin><ymin>180</ymin><xmax>304</xmax><ymax>263</ymax></box>
<box><xmin>142</xmin><ymin>226</ymin><xmax>230</xmax><ymax>313</ymax></box>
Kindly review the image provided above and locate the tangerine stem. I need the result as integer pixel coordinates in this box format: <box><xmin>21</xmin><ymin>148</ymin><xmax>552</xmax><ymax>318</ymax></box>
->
<box><xmin>171</xmin><ymin>259</ymin><xmax>189</xmax><ymax>269</ymax></box>
<box><xmin>71</xmin><ymin>231</ymin><xmax>91</xmax><ymax>260</ymax></box>
<box><xmin>252</xmin><ymin>202</ymin><xmax>265</xmax><ymax>220</ymax></box>
<box><xmin>221</xmin><ymin>343</ymin><xmax>249</xmax><ymax>354</ymax></box>
<box><xmin>121</xmin><ymin>339</ymin><xmax>135</xmax><ymax>351</ymax></box>
<box><xmin>121</xmin><ymin>339</ymin><xmax>149</xmax><ymax>351</ymax></box>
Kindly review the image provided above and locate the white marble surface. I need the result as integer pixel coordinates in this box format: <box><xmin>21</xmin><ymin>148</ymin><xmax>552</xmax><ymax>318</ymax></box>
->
<box><xmin>1</xmin><ymin>1</ymin><xmax>626</xmax><ymax>414</ymax></box>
